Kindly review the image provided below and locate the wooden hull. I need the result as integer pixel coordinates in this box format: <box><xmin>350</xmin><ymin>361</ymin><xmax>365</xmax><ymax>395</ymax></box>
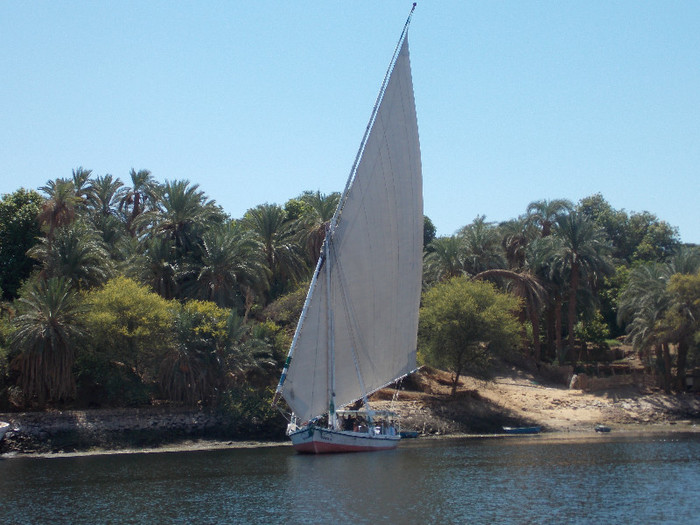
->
<box><xmin>289</xmin><ymin>425</ymin><xmax>400</xmax><ymax>454</ymax></box>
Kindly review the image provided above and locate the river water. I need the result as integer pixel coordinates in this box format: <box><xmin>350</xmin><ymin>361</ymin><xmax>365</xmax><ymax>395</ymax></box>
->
<box><xmin>2</xmin><ymin>432</ymin><xmax>699</xmax><ymax>524</ymax></box>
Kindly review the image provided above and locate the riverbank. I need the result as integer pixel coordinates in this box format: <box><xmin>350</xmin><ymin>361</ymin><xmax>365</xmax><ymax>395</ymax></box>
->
<box><xmin>372</xmin><ymin>365</ymin><xmax>700</xmax><ymax>435</ymax></box>
<box><xmin>2</xmin><ymin>364</ymin><xmax>698</xmax><ymax>458</ymax></box>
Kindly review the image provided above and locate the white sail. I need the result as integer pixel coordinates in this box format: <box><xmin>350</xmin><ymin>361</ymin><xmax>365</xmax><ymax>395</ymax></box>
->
<box><xmin>279</xmin><ymin>37</ymin><xmax>422</xmax><ymax>424</ymax></box>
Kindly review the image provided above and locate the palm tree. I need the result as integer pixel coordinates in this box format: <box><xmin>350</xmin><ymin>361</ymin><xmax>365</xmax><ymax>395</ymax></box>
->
<box><xmin>71</xmin><ymin>167</ymin><xmax>93</xmax><ymax>209</ymax></box>
<box><xmin>87</xmin><ymin>174</ymin><xmax>124</xmax><ymax>218</ymax></box>
<box><xmin>27</xmin><ymin>221</ymin><xmax>114</xmax><ymax>290</ymax></box>
<box><xmin>38</xmin><ymin>178</ymin><xmax>80</xmax><ymax>247</ymax></box>
<box><xmin>661</xmin><ymin>269</ymin><xmax>700</xmax><ymax>390</ymax></box>
<box><xmin>242</xmin><ymin>203</ymin><xmax>306</xmax><ymax>301</ymax></box>
<box><xmin>550</xmin><ymin>212</ymin><xmax>613</xmax><ymax>358</ymax></box>
<box><xmin>527</xmin><ymin>199</ymin><xmax>573</xmax><ymax>237</ymax></box>
<box><xmin>458</xmin><ymin>216</ymin><xmax>505</xmax><ymax>275</ymax></box>
<box><xmin>223</xmin><ymin>315</ymin><xmax>279</xmax><ymax>386</ymax></box>
<box><xmin>193</xmin><ymin>222</ymin><xmax>269</xmax><ymax>315</ymax></box>
<box><xmin>119</xmin><ymin>169</ymin><xmax>159</xmax><ymax>237</ymax></box>
<box><xmin>133</xmin><ymin>236</ymin><xmax>180</xmax><ymax>299</ymax></box>
<box><xmin>86</xmin><ymin>174</ymin><xmax>127</xmax><ymax>252</ymax></box>
<box><xmin>11</xmin><ymin>277</ymin><xmax>88</xmax><ymax>404</ymax></box>
<box><xmin>159</xmin><ymin>306</ymin><xmax>223</xmax><ymax>406</ymax></box>
<box><xmin>474</xmin><ymin>268</ymin><xmax>547</xmax><ymax>360</ymax></box>
<box><xmin>618</xmin><ymin>248</ymin><xmax>700</xmax><ymax>391</ymax></box>
<box><xmin>526</xmin><ymin>236</ymin><xmax>567</xmax><ymax>362</ymax></box>
<box><xmin>618</xmin><ymin>263</ymin><xmax>672</xmax><ymax>391</ymax></box>
<box><xmin>296</xmin><ymin>190</ymin><xmax>340</xmax><ymax>264</ymax></box>
<box><xmin>149</xmin><ymin>179</ymin><xmax>223</xmax><ymax>255</ymax></box>
<box><xmin>423</xmin><ymin>236</ymin><xmax>466</xmax><ymax>283</ymax></box>
<box><xmin>498</xmin><ymin>217</ymin><xmax>538</xmax><ymax>270</ymax></box>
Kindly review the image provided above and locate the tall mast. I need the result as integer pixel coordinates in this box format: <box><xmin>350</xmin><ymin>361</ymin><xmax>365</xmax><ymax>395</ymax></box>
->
<box><xmin>326</xmin><ymin>239</ymin><xmax>336</xmax><ymax>429</ymax></box>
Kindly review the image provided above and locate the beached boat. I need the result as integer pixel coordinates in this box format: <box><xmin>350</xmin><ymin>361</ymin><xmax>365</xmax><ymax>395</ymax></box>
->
<box><xmin>503</xmin><ymin>426</ymin><xmax>541</xmax><ymax>435</ymax></box>
<box><xmin>272</xmin><ymin>5</ymin><xmax>422</xmax><ymax>454</ymax></box>
<box><xmin>595</xmin><ymin>425</ymin><xmax>612</xmax><ymax>433</ymax></box>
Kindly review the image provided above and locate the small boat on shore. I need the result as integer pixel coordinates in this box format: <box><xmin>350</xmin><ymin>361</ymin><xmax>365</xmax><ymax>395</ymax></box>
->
<box><xmin>503</xmin><ymin>426</ymin><xmax>541</xmax><ymax>435</ymax></box>
<box><xmin>595</xmin><ymin>425</ymin><xmax>612</xmax><ymax>433</ymax></box>
<box><xmin>0</xmin><ymin>421</ymin><xmax>9</xmax><ymax>441</ymax></box>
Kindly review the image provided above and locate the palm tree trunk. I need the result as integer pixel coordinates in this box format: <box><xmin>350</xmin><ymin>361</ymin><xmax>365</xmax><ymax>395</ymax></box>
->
<box><xmin>654</xmin><ymin>344</ymin><xmax>663</xmax><ymax>390</ymax></box>
<box><xmin>663</xmin><ymin>343</ymin><xmax>672</xmax><ymax>393</ymax></box>
<box><xmin>243</xmin><ymin>287</ymin><xmax>254</xmax><ymax>324</ymax></box>
<box><xmin>555</xmin><ymin>292</ymin><xmax>564</xmax><ymax>362</ymax></box>
<box><xmin>567</xmin><ymin>261</ymin><xmax>579</xmax><ymax>356</ymax></box>
<box><xmin>529</xmin><ymin>307</ymin><xmax>541</xmax><ymax>361</ymax></box>
<box><xmin>545</xmin><ymin>305</ymin><xmax>556</xmax><ymax>361</ymax></box>
<box><xmin>676</xmin><ymin>340</ymin><xmax>688</xmax><ymax>391</ymax></box>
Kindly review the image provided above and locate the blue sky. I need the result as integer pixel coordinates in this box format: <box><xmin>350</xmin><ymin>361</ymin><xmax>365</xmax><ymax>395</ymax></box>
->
<box><xmin>2</xmin><ymin>2</ymin><xmax>699</xmax><ymax>243</ymax></box>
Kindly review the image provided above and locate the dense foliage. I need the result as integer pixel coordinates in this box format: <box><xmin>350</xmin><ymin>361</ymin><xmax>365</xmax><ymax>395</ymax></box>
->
<box><xmin>0</xmin><ymin>169</ymin><xmax>697</xmax><ymax>413</ymax></box>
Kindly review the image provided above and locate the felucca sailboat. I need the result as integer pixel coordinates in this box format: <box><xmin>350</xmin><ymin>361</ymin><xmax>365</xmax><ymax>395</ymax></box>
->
<box><xmin>272</xmin><ymin>4</ymin><xmax>422</xmax><ymax>454</ymax></box>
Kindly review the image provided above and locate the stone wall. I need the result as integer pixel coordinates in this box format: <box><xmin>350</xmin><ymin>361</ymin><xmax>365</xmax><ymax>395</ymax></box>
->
<box><xmin>0</xmin><ymin>407</ymin><xmax>241</xmax><ymax>453</ymax></box>
<box><xmin>569</xmin><ymin>372</ymin><xmax>654</xmax><ymax>392</ymax></box>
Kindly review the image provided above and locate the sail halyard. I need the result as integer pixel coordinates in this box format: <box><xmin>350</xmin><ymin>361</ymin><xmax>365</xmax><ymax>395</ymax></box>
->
<box><xmin>274</xmin><ymin>6</ymin><xmax>421</xmax><ymax>426</ymax></box>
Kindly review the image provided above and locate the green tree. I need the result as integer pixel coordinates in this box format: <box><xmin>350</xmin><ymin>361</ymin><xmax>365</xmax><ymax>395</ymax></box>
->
<box><xmin>631</xmin><ymin>214</ymin><xmax>680</xmax><ymax>262</ymax></box>
<box><xmin>70</xmin><ymin>167</ymin><xmax>93</xmax><ymax>211</ymax></box>
<box><xmin>28</xmin><ymin>221</ymin><xmax>114</xmax><ymax>290</ymax></box>
<box><xmin>423</xmin><ymin>236</ymin><xmax>466</xmax><ymax>283</ymax></box>
<box><xmin>659</xmin><ymin>271</ymin><xmax>700</xmax><ymax>390</ymax></box>
<box><xmin>294</xmin><ymin>190</ymin><xmax>340</xmax><ymax>265</ymax></box>
<box><xmin>527</xmin><ymin>236</ymin><xmax>568</xmax><ymax>361</ymax></box>
<box><xmin>193</xmin><ymin>222</ymin><xmax>269</xmax><ymax>316</ymax></box>
<box><xmin>38</xmin><ymin>178</ymin><xmax>80</xmax><ymax>248</ymax></box>
<box><xmin>159</xmin><ymin>299</ymin><xmax>230</xmax><ymax>405</ymax></box>
<box><xmin>474</xmin><ymin>269</ymin><xmax>547</xmax><ymax>360</ymax></box>
<box><xmin>550</xmin><ymin>212</ymin><xmax>613</xmax><ymax>359</ymax></box>
<box><xmin>149</xmin><ymin>179</ymin><xmax>224</xmax><ymax>256</ymax></box>
<box><xmin>0</xmin><ymin>189</ymin><xmax>43</xmax><ymax>299</ymax></box>
<box><xmin>618</xmin><ymin>262</ymin><xmax>674</xmax><ymax>390</ymax></box>
<box><xmin>423</xmin><ymin>215</ymin><xmax>437</xmax><ymax>250</ymax></box>
<box><xmin>617</xmin><ymin>248</ymin><xmax>700</xmax><ymax>391</ymax></box>
<box><xmin>131</xmin><ymin>236</ymin><xmax>180</xmax><ymax>299</ymax></box>
<box><xmin>419</xmin><ymin>277</ymin><xmax>521</xmax><ymax>394</ymax></box>
<box><xmin>458</xmin><ymin>216</ymin><xmax>505</xmax><ymax>274</ymax></box>
<box><xmin>119</xmin><ymin>168</ymin><xmax>160</xmax><ymax>237</ymax></box>
<box><xmin>83</xmin><ymin>276</ymin><xmax>174</xmax><ymax>383</ymax></box>
<box><xmin>85</xmin><ymin>174</ymin><xmax>127</xmax><ymax>252</ymax></box>
<box><xmin>11</xmin><ymin>277</ymin><xmax>88</xmax><ymax>404</ymax></box>
<box><xmin>242</xmin><ymin>203</ymin><xmax>306</xmax><ymax>301</ymax></box>
<box><xmin>526</xmin><ymin>198</ymin><xmax>573</xmax><ymax>237</ymax></box>
<box><xmin>87</xmin><ymin>174</ymin><xmax>124</xmax><ymax>217</ymax></box>
<box><xmin>498</xmin><ymin>217</ymin><xmax>537</xmax><ymax>270</ymax></box>
<box><xmin>225</xmin><ymin>318</ymin><xmax>285</xmax><ymax>387</ymax></box>
<box><xmin>578</xmin><ymin>193</ymin><xmax>680</xmax><ymax>263</ymax></box>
